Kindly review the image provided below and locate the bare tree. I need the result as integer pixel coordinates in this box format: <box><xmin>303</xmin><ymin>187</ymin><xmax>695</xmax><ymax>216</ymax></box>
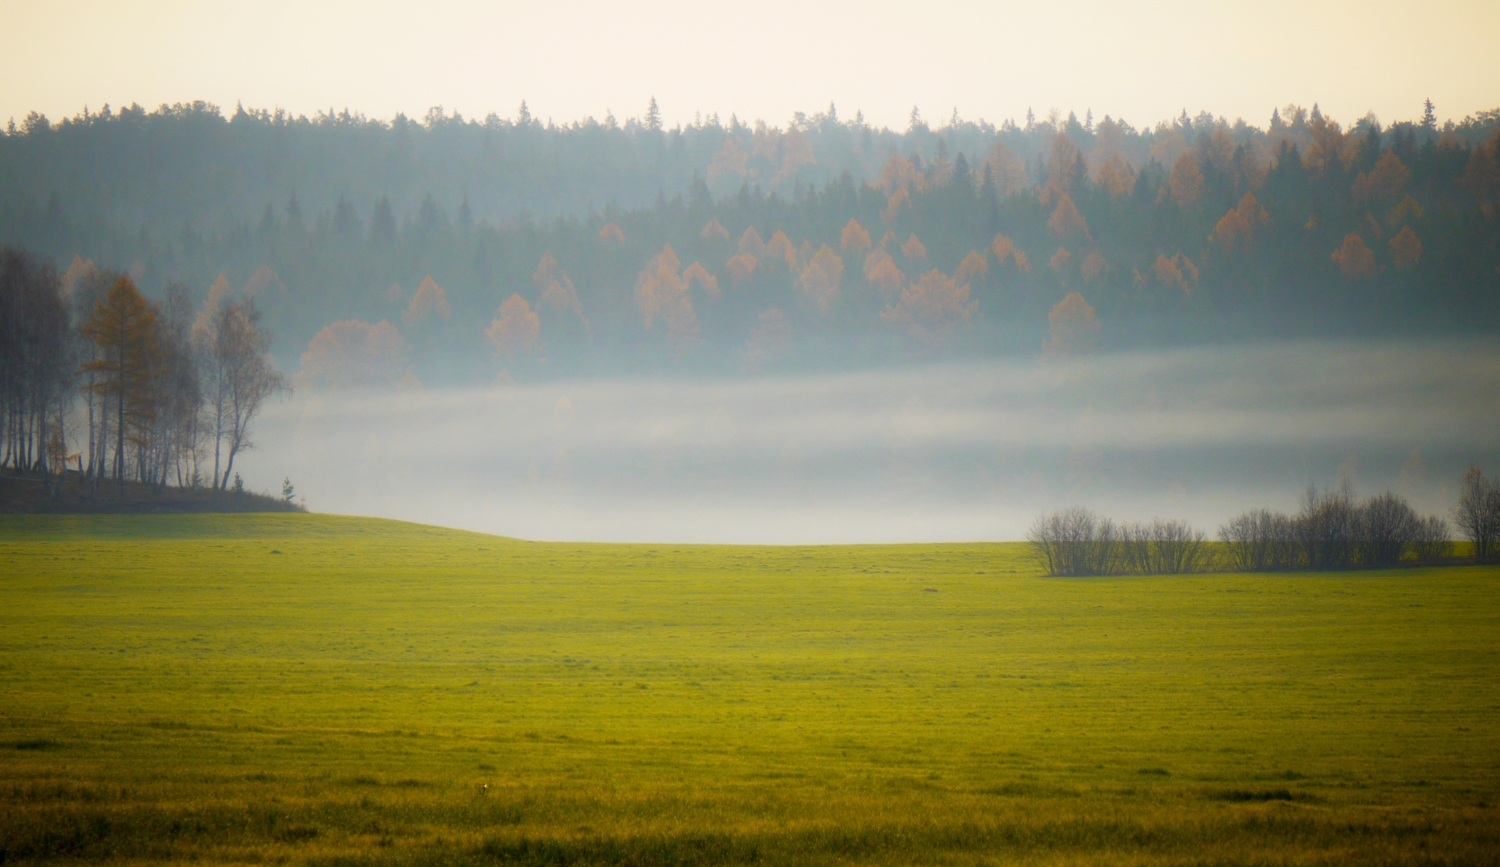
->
<box><xmin>1412</xmin><ymin>515</ymin><xmax>1453</xmax><ymax>563</ymax></box>
<box><xmin>1356</xmin><ymin>492</ymin><xmax>1420</xmax><ymax>567</ymax></box>
<box><xmin>1454</xmin><ymin>467</ymin><xmax>1500</xmax><ymax>562</ymax></box>
<box><xmin>210</xmin><ymin>300</ymin><xmax>288</xmax><ymax>491</ymax></box>
<box><xmin>1295</xmin><ymin>481</ymin><xmax>1359</xmax><ymax>571</ymax></box>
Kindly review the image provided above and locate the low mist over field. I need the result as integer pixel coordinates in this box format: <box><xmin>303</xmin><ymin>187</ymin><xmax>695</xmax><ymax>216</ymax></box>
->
<box><xmin>237</xmin><ymin>338</ymin><xmax>1500</xmax><ymax>542</ymax></box>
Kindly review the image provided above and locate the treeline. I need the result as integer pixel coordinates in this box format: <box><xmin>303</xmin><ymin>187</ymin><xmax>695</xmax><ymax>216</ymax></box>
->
<box><xmin>3</xmin><ymin>99</ymin><xmax>1499</xmax><ymax>381</ymax></box>
<box><xmin>0</xmin><ymin>248</ymin><xmax>286</xmax><ymax>499</ymax></box>
<box><xmin>1027</xmin><ymin>469</ymin><xmax>1500</xmax><ymax>576</ymax></box>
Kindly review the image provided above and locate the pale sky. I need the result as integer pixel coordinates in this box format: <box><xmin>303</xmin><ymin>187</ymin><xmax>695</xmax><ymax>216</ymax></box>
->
<box><xmin>2</xmin><ymin>0</ymin><xmax>1497</xmax><ymax>132</ymax></box>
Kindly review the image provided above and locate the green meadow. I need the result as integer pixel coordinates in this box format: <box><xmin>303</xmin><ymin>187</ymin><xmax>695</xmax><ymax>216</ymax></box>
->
<box><xmin>1</xmin><ymin>514</ymin><xmax>1497</xmax><ymax>865</ymax></box>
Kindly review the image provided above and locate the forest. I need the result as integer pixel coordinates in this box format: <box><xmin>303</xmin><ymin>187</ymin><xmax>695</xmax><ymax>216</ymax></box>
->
<box><xmin>2</xmin><ymin>98</ymin><xmax>1498</xmax><ymax>390</ymax></box>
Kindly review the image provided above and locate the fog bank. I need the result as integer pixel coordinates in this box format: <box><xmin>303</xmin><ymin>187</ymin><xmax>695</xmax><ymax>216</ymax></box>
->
<box><xmin>236</xmin><ymin>339</ymin><xmax>1500</xmax><ymax>543</ymax></box>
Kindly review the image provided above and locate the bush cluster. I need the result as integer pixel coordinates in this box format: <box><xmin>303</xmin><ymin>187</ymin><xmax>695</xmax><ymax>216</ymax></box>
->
<box><xmin>1024</xmin><ymin>469</ymin><xmax>1500</xmax><ymax>577</ymax></box>
<box><xmin>1026</xmin><ymin>509</ymin><xmax>1207</xmax><ymax>577</ymax></box>
<box><xmin>1218</xmin><ymin>484</ymin><xmax>1450</xmax><ymax>572</ymax></box>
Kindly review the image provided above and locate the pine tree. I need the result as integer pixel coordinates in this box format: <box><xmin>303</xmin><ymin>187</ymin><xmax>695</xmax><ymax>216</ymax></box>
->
<box><xmin>645</xmin><ymin>97</ymin><xmax>662</xmax><ymax>132</ymax></box>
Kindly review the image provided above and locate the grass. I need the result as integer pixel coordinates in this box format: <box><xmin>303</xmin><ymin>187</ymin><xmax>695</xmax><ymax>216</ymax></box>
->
<box><xmin>1</xmin><ymin>513</ymin><xmax>1497</xmax><ymax>865</ymax></box>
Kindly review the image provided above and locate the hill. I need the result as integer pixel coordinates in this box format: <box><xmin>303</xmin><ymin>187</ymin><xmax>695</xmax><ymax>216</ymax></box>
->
<box><xmin>1</xmin><ymin>513</ymin><xmax>1496</xmax><ymax>863</ymax></box>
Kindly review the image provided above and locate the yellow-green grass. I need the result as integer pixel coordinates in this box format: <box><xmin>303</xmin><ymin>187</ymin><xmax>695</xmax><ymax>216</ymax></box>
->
<box><xmin>1</xmin><ymin>514</ymin><xmax>1496</xmax><ymax>865</ymax></box>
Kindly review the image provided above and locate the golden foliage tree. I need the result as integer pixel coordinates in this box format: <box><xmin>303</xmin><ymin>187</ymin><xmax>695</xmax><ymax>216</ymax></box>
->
<box><xmin>992</xmin><ymin>233</ymin><xmax>1030</xmax><ymax>272</ymax></box>
<box><xmin>883</xmin><ymin>187</ymin><xmax>911</xmax><ymax>225</ymax></box>
<box><xmin>774</xmin><ymin>127</ymin><xmax>816</xmax><ymax>185</ymax></box>
<box><xmin>700</xmin><ymin>219</ymin><xmax>729</xmax><ymax>241</ymax></box>
<box><xmin>682</xmin><ymin>261</ymin><xmax>721</xmax><ymax>300</ymax></box>
<box><xmin>1081</xmin><ymin>251</ymin><xmax>1107</xmax><ymax>284</ymax></box>
<box><xmin>486</xmin><ymin>294</ymin><xmax>540</xmax><ymax>360</ymax></box>
<box><xmin>1389</xmin><ymin>226</ymin><xmax>1423</xmax><ymax>269</ymax></box>
<box><xmin>725</xmin><ymin>253</ymin><xmax>757</xmax><ymax>289</ymax></box>
<box><xmin>81</xmin><ymin>276</ymin><xmax>158</xmax><ymax>493</ymax></box>
<box><xmin>598</xmin><ymin>222</ymin><xmax>625</xmax><ymax>243</ymax></box>
<box><xmin>707</xmin><ymin>138</ymin><xmax>749</xmax><ymax>190</ymax></box>
<box><xmin>840</xmin><ymin>218</ymin><xmax>872</xmax><ymax>254</ymax></box>
<box><xmin>1049</xmin><ymin>247</ymin><xmax>1073</xmax><ymax>278</ymax></box>
<box><xmin>1209</xmin><ymin>192</ymin><xmax>1271</xmax><ymax>255</ymax></box>
<box><xmin>1094</xmin><ymin>154</ymin><xmax>1135</xmax><ymax>201</ymax></box>
<box><xmin>738</xmin><ymin>227</ymin><xmax>767</xmax><ymax>260</ymax></box>
<box><xmin>635</xmin><ymin>245</ymin><xmax>698</xmax><ymax>344</ymax></box>
<box><xmin>877</xmin><ymin>151</ymin><xmax>925</xmax><ymax>196</ymax></box>
<box><xmin>1046</xmin><ymin>193</ymin><xmax>1090</xmax><ymax>240</ymax></box>
<box><xmin>863</xmin><ymin>249</ymin><xmax>904</xmax><ymax>299</ymax></box>
<box><xmin>1331</xmin><ymin>233</ymin><xmax>1377</xmax><ymax>279</ymax></box>
<box><xmin>1352</xmin><ymin>151</ymin><xmax>1410</xmax><ymax>204</ymax></box>
<box><xmin>799</xmin><ymin>245</ymin><xmax>844</xmax><ymax>312</ymax></box>
<box><xmin>766</xmin><ymin>230</ymin><xmax>797</xmax><ymax>268</ymax></box>
<box><xmin>402</xmin><ymin>276</ymin><xmax>451</xmax><ymax>328</ymax></box>
<box><xmin>297</xmin><ymin>319</ymin><xmax>411</xmax><ymax>390</ymax></box>
<box><xmin>1168</xmin><ymin>153</ymin><xmax>1205</xmax><ymax>208</ymax></box>
<box><xmin>881</xmin><ymin>269</ymin><xmax>978</xmax><ymax>350</ymax></box>
<box><xmin>1043</xmin><ymin>292</ymin><xmax>1100</xmax><ymax>358</ymax></box>
<box><xmin>900</xmin><ymin>234</ymin><xmax>927</xmax><ymax>260</ymax></box>
<box><xmin>1143</xmin><ymin>254</ymin><xmax>1199</xmax><ymax>296</ymax></box>
<box><xmin>955</xmin><ymin>250</ymin><xmax>988</xmax><ymax>284</ymax></box>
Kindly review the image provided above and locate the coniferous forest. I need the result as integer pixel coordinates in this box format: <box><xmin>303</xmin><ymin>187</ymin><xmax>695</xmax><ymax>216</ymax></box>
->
<box><xmin>3</xmin><ymin>99</ymin><xmax>1498</xmax><ymax>388</ymax></box>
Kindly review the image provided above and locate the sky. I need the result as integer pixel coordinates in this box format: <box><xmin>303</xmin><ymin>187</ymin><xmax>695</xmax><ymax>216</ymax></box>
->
<box><xmin>2</xmin><ymin>0</ymin><xmax>1497</xmax><ymax>133</ymax></box>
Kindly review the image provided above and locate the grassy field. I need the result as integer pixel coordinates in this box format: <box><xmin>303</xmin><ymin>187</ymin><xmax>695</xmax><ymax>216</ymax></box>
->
<box><xmin>1</xmin><ymin>514</ymin><xmax>1497</xmax><ymax>865</ymax></box>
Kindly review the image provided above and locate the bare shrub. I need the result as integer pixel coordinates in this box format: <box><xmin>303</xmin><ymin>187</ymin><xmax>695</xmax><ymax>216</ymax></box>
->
<box><xmin>1411</xmin><ymin>515</ymin><xmax>1453</xmax><ymax>563</ymax></box>
<box><xmin>1295</xmin><ymin>482</ymin><xmax>1359</xmax><ymax>571</ymax></box>
<box><xmin>1027</xmin><ymin>507</ymin><xmax>1122</xmax><ymax>576</ymax></box>
<box><xmin>1122</xmin><ymin>519</ymin><xmax>1207</xmax><ymax>574</ymax></box>
<box><xmin>1219</xmin><ymin>508</ymin><xmax>1298</xmax><ymax>571</ymax></box>
<box><xmin>1454</xmin><ymin>466</ymin><xmax>1500</xmax><ymax>562</ymax></box>
<box><xmin>1356</xmin><ymin>492</ymin><xmax>1420</xmax><ymax>567</ymax></box>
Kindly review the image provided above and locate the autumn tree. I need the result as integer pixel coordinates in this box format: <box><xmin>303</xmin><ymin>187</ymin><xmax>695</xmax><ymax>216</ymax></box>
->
<box><xmin>840</xmin><ymin>219</ymin><xmax>872</xmax><ymax>254</ymax></box>
<box><xmin>799</xmin><ymin>245</ymin><xmax>844</xmax><ymax>312</ymax></box>
<box><xmin>1331</xmin><ymin>234</ymin><xmax>1377</xmax><ymax>279</ymax></box>
<box><xmin>1210</xmin><ymin>192</ymin><xmax>1270</xmax><ymax>256</ymax></box>
<box><xmin>402</xmin><ymin>275</ymin><xmax>452</xmax><ymax>328</ymax></box>
<box><xmin>635</xmin><ymin>245</ymin><xmax>698</xmax><ymax>346</ymax></box>
<box><xmin>1094</xmin><ymin>154</ymin><xmax>1136</xmax><ymax>201</ymax></box>
<box><xmin>1389</xmin><ymin>226</ymin><xmax>1423</xmax><ymax>268</ymax></box>
<box><xmin>599</xmin><ymin>222</ymin><xmax>626</xmax><ymax>243</ymax></box>
<box><xmin>881</xmin><ymin>269</ymin><xmax>977</xmax><ymax>350</ymax></box>
<box><xmin>81</xmin><ymin>276</ymin><xmax>159</xmax><ymax>497</ymax></box>
<box><xmin>486</xmin><ymin>295</ymin><xmax>540</xmax><ymax>362</ymax></box>
<box><xmin>700</xmin><ymin>219</ymin><xmax>729</xmax><ymax>241</ymax></box>
<box><xmin>298</xmin><ymin>320</ymin><xmax>411</xmax><ymax>389</ymax></box>
<box><xmin>1168</xmin><ymin>153</ymin><xmax>1205</xmax><ymax>208</ymax></box>
<box><xmin>1046</xmin><ymin>193</ymin><xmax>1090</xmax><ymax>240</ymax></box>
<box><xmin>1043</xmin><ymin>292</ymin><xmax>1100</xmax><ymax>358</ymax></box>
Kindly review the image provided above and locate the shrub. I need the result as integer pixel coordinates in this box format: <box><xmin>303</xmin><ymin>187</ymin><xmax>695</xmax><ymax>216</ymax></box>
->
<box><xmin>1295</xmin><ymin>482</ymin><xmax>1359</xmax><ymax>570</ymax></box>
<box><xmin>1356</xmin><ymin>492</ymin><xmax>1420</xmax><ymax>567</ymax></box>
<box><xmin>1121</xmin><ymin>519</ymin><xmax>1207</xmax><ymax>574</ymax></box>
<box><xmin>1027</xmin><ymin>507</ymin><xmax>1122</xmax><ymax>576</ymax></box>
<box><xmin>1411</xmin><ymin>515</ymin><xmax>1453</xmax><ymax>563</ymax></box>
<box><xmin>1219</xmin><ymin>508</ymin><xmax>1298</xmax><ymax>571</ymax></box>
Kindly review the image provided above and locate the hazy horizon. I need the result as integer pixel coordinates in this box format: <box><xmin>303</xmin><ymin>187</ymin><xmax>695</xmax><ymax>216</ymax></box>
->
<box><xmin>234</xmin><ymin>336</ymin><xmax>1500</xmax><ymax>543</ymax></box>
